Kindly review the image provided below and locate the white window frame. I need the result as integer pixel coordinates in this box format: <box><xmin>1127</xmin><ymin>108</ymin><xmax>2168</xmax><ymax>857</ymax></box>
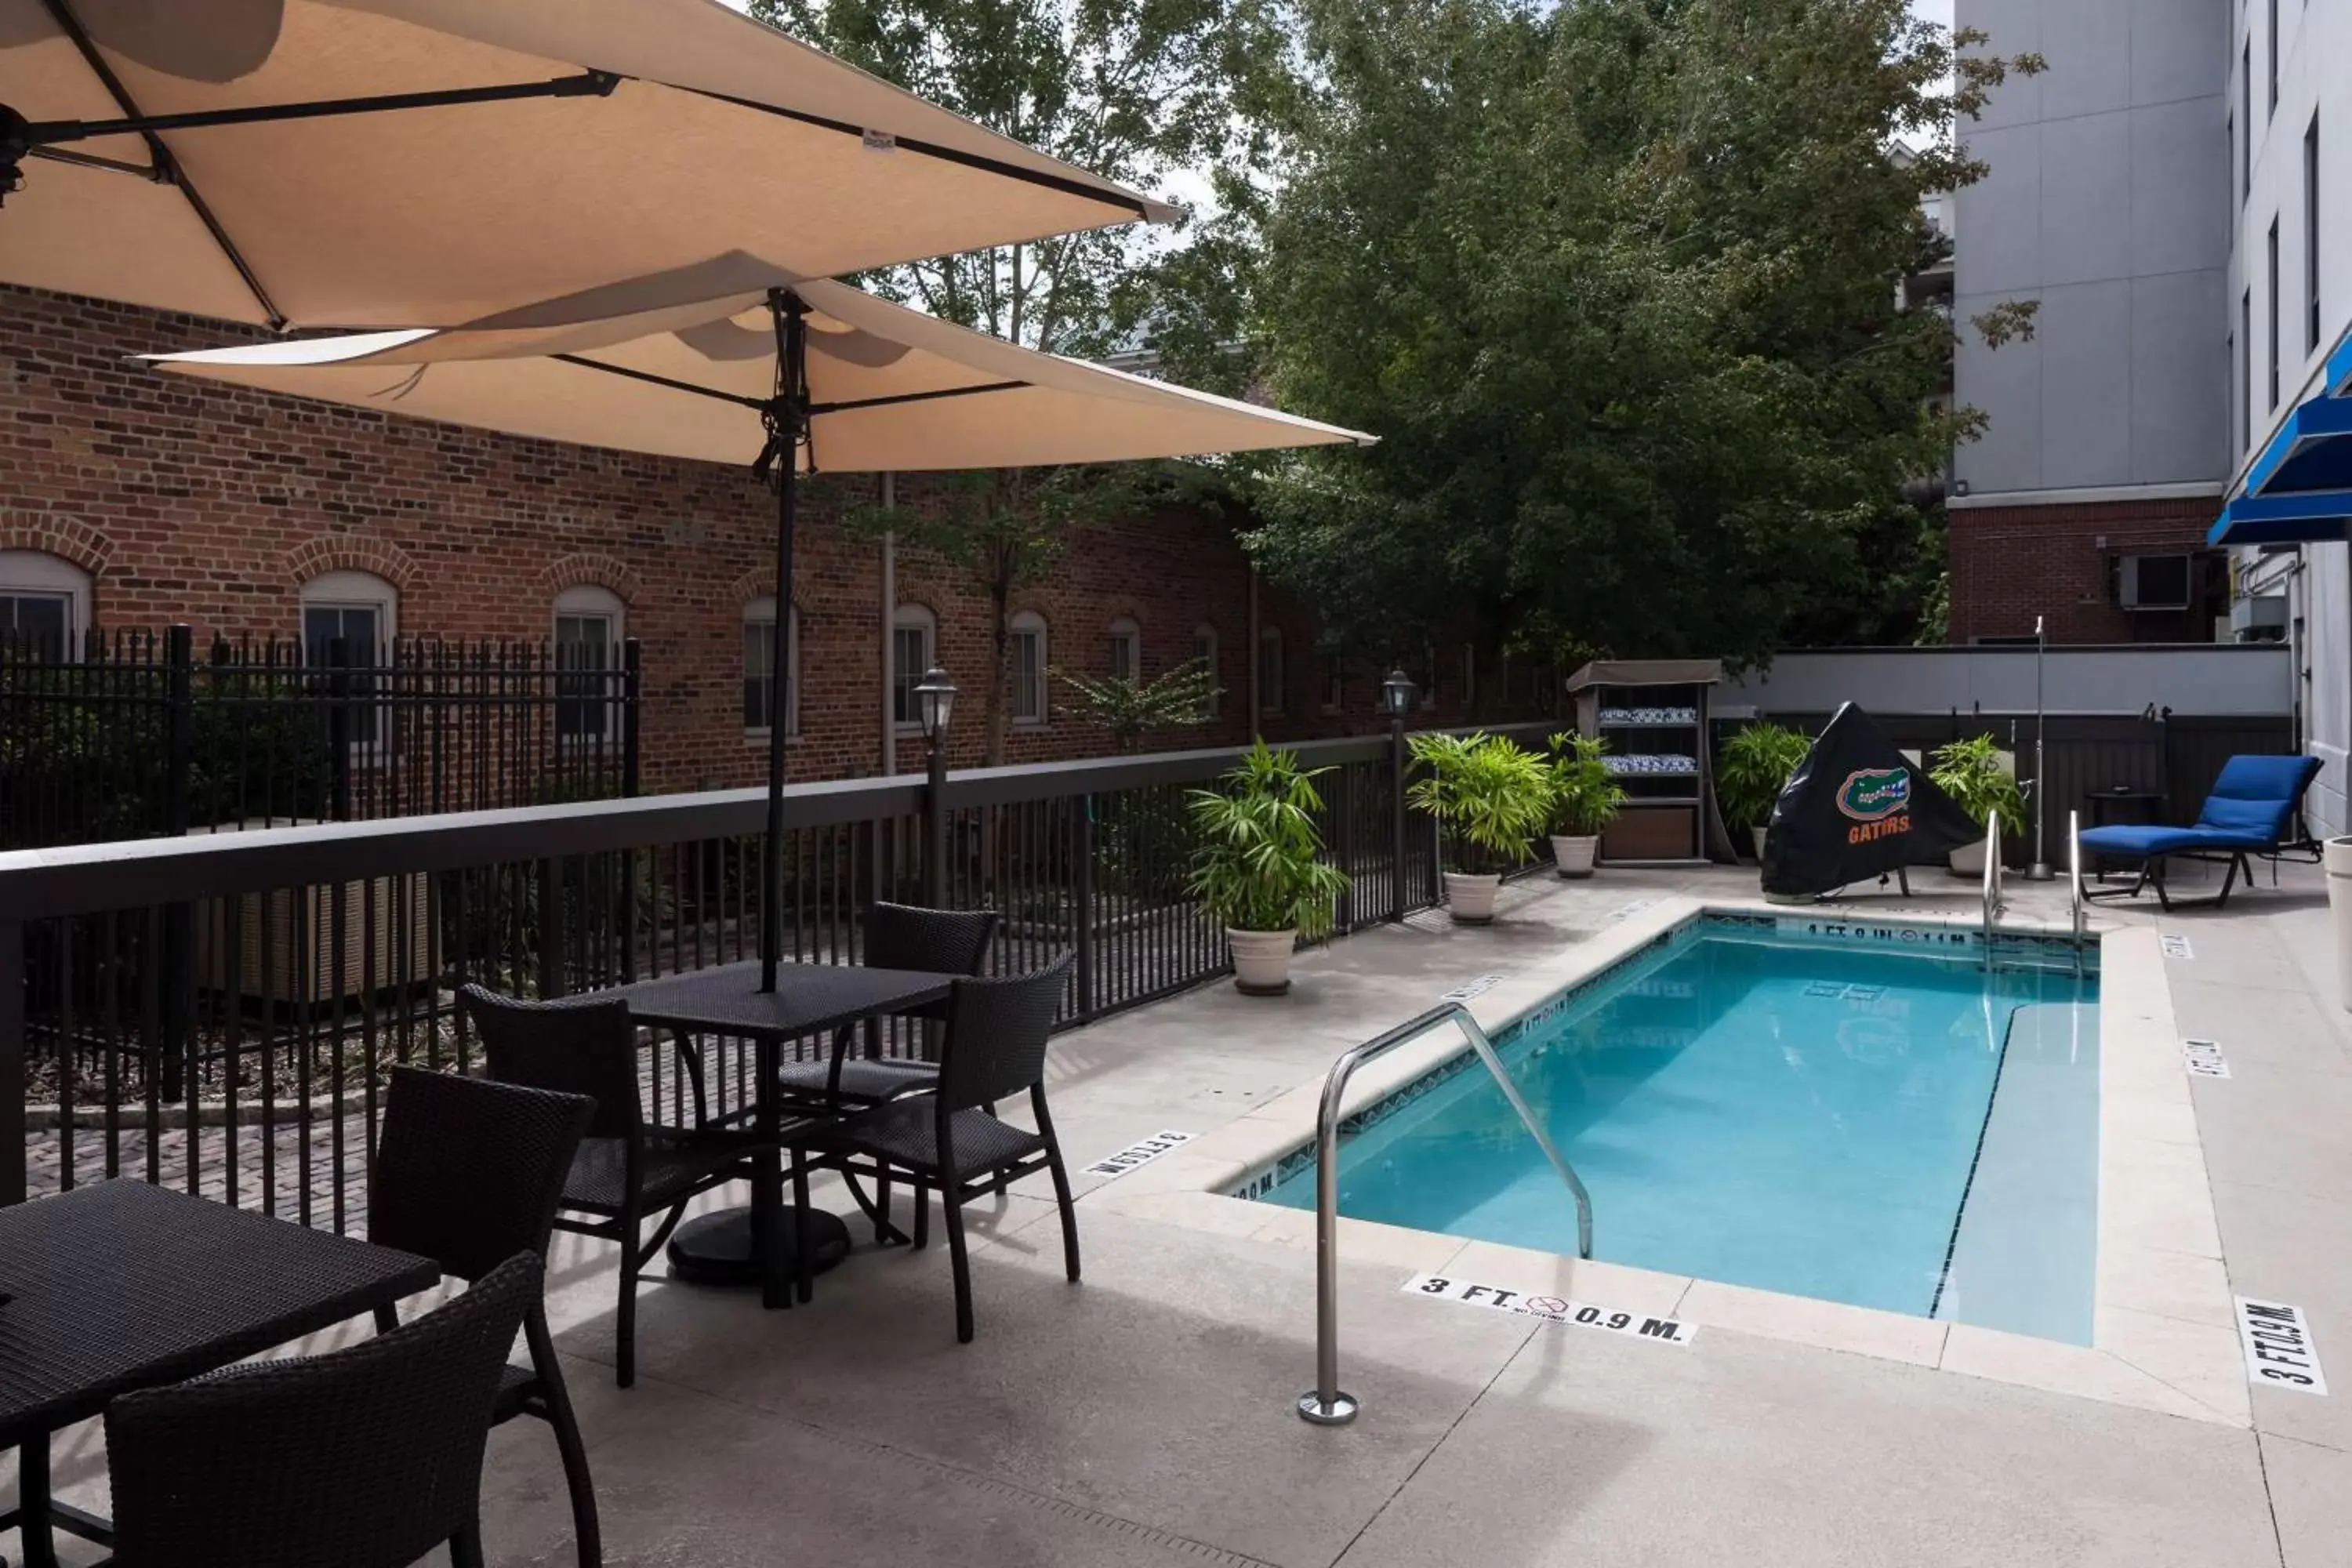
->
<box><xmin>1258</xmin><ymin>626</ymin><xmax>1284</xmax><ymax>717</ymax></box>
<box><xmin>553</xmin><ymin>584</ymin><xmax>626</xmax><ymax>744</ymax></box>
<box><xmin>1106</xmin><ymin>616</ymin><xmax>1141</xmax><ymax>683</ymax></box>
<box><xmin>0</xmin><ymin>549</ymin><xmax>92</xmax><ymax>653</ymax></box>
<box><xmin>1320</xmin><ymin>651</ymin><xmax>1344</xmax><ymax>714</ymax></box>
<box><xmin>742</xmin><ymin>595</ymin><xmax>799</xmax><ymax>739</ymax></box>
<box><xmin>892</xmin><ymin>604</ymin><xmax>937</xmax><ymax>732</ymax></box>
<box><xmin>298</xmin><ymin>568</ymin><xmax>399</xmax><ymax>751</ymax></box>
<box><xmin>1191</xmin><ymin>624</ymin><xmax>1219</xmax><ymax>717</ymax></box>
<box><xmin>1009</xmin><ymin>609</ymin><xmax>1047</xmax><ymax>727</ymax></box>
<box><xmin>298</xmin><ymin>568</ymin><xmax>398</xmax><ymax>658</ymax></box>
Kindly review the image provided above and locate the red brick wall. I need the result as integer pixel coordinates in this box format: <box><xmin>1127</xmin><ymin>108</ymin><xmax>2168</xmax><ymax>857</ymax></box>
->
<box><xmin>1</xmin><ymin>285</ymin><xmax>1550</xmax><ymax>793</ymax></box>
<box><xmin>1947</xmin><ymin>496</ymin><xmax>2229</xmax><ymax>645</ymax></box>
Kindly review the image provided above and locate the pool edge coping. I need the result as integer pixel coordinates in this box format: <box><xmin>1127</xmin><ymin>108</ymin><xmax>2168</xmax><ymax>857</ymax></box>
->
<box><xmin>1089</xmin><ymin>895</ymin><xmax>2252</xmax><ymax>1429</ymax></box>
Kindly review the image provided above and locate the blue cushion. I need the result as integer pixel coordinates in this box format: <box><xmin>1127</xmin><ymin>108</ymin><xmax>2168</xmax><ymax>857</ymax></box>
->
<box><xmin>2192</xmin><ymin>753</ymin><xmax>2319</xmax><ymax>839</ymax></box>
<box><xmin>2078</xmin><ymin>824</ymin><xmax>2271</xmax><ymax>857</ymax></box>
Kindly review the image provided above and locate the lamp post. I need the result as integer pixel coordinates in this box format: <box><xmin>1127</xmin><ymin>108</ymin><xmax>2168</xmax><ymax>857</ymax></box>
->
<box><xmin>915</xmin><ymin>666</ymin><xmax>956</xmax><ymax>906</ymax></box>
<box><xmin>1381</xmin><ymin>669</ymin><xmax>1415</xmax><ymax>922</ymax></box>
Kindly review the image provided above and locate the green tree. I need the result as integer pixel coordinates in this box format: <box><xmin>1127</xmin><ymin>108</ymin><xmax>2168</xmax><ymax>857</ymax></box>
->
<box><xmin>1058</xmin><ymin>656</ymin><xmax>1218</xmax><ymax>752</ymax></box>
<box><xmin>1240</xmin><ymin>0</ymin><xmax>2040</xmax><ymax>667</ymax></box>
<box><xmin>751</xmin><ymin>0</ymin><xmax>1282</xmax><ymax>760</ymax></box>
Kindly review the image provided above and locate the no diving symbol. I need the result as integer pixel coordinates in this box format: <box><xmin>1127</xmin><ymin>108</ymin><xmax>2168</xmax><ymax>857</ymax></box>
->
<box><xmin>1526</xmin><ymin>1295</ymin><xmax>1570</xmax><ymax>1316</ymax></box>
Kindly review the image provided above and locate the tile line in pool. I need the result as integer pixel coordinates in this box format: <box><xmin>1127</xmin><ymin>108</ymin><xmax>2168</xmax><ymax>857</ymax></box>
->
<box><xmin>1255</xmin><ymin>928</ymin><xmax>2100</xmax><ymax>1346</ymax></box>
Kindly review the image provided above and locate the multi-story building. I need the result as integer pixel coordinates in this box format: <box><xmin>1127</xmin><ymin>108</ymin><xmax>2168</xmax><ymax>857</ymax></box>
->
<box><xmin>1948</xmin><ymin>0</ymin><xmax>2235</xmax><ymax>647</ymax></box>
<box><xmin>2213</xmin><ymin>0</ymin><xmax>2350</xmax><ymax>835</ymax></box>
<box><xmin>0</xmin><ymin>285</ymin><xmax>1548</xmax><ymax>804</ymax></box>
<box><xmin>1953</xmin><ymin>0</ymin><xmax>2347</xmax><ymax>832</ymax></box>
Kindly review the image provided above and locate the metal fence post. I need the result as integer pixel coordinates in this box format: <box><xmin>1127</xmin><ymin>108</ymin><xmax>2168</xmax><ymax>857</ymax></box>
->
<box><xmin>1074</xmin><ymin>796</ymin><xmax>1097</xmax><ymax>1018</ymax></box>
<box><xmin>1389</xmin><ymin>715</ymin><xmax>1408</xmax><ymax>923</ymax></box>
<box><xmin>924</xmin><ymin>737</ymin><xmax>949</xmax><ymax>907</ymax></box>
<box><xmin>536</xmin><ymin>858</ymin><xmax>564</xmax><ymax>999</ymax></box>
<box><xmin>1335</xmin><ymin>764</ymin><xmax>1358</xmax><ymax>931</ymax></box>
<box><xmin>0</xmin><ymin>917</ymin><xmax>24</xmax><ymax>1206</ymax></box>
<box><xmin>161</xmin><ymin>625</ymin><xmax>194</xmax><ymax>1102</ymax></box>
<box><xmin>621</xmin><ymin>637</ymin><xmax>642</xmax><ymax>798</ymax></box>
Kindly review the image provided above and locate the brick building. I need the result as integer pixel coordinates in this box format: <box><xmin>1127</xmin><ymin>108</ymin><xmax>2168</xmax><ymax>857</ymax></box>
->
<box><xmin>0</xmin><ymin>285</ymin><xmax>1547</xmax><ymax>794</ymax></box>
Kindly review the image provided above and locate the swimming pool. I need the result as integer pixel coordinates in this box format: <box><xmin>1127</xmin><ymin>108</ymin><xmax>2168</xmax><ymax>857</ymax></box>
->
<box><xmin>1247</xmin><ymin>916</ymin><xmax>2100</xmax><ymax>1344</ymax></box>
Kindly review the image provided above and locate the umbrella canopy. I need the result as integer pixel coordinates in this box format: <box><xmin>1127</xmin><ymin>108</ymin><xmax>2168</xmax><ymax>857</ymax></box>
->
<box><xmin>136</xmin><ymin>252</ymin><xmax>1374</xmax><ymax>468</ymax></box>
<box><xmin>0</xmin><ymin>0</ymin><xmax>1176</xmax><ymax>328</ymax></box>
<box><xmin>140</xmin><ymin>258</ymin><xmax>1372</xmax><ymax>990</ymax></box>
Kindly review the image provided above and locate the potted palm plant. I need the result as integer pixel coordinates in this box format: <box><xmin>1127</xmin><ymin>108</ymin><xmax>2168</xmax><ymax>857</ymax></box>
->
<box><xmin>1929</xmin><ymin>735</ymin><xmax>2025</xmax><ymax>876</ymax></box>
<box><xmin>1406</xmin><ymin>731</ymin><xmax>1554</xmax><ymax>923</ymax></box>
<box><xmin>1717</xmin><ymin>722</ymin><xmax>1813</xmax><ymax>861</ymax></box>
<box><xmin>1545</xmin><ymin>731</ymin><xmax>1627</xmax><ymax>878</ymax></box>
<box><xmin>1188</xmin><ymin>742</ymin><xmax>1352</xmax><ymax>995</ymax></box>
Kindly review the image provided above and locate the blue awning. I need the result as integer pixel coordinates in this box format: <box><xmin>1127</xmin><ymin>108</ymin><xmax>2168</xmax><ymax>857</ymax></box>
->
<box><xmin>2209</xmin><ymin>489</ymin><xmax>2352</xmax><ymax>546</ymax></box>
<box><xmin>2212</xmin><ymin>327</ymin><xmax>2352</xmax><ymax>545</ymax></box>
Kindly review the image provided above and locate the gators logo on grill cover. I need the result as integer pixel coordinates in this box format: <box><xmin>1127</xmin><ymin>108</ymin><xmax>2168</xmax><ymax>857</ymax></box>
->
<box><xmin>1835</xmin><ymin>767</ymin><xmax>1911</xmax><ymax>822</ymax></box>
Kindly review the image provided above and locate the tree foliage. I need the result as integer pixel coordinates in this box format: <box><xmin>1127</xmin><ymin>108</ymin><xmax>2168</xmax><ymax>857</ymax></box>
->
<box><xmin>1057</xmin><ymin>656</ymin><xmax>1218</xmax><ymax>751</ymax></box>
<box><xmin>1237</xmin><ymin>0</ymin><xmax>2042</xmax><ymax>666</ymax></box>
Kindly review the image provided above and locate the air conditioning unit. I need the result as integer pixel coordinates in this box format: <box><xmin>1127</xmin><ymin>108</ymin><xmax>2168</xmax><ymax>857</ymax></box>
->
<box><xmin>2118</xmin><ymin>554</ymin><xmax>2192</xmax><ymax>611</ymax></box>
<box><xmin>2230</xmin><ymin>594</ymin><xmax>2288</xmax><ymax>641</ymax></box>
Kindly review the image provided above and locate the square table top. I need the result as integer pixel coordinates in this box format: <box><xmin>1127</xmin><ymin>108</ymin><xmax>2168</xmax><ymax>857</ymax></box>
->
<box><xmin>0</xmin><ymin>1181</ymin><xmax>440</xmax><ymax>1446</ymax></box>
<box><xmin>597</xmin><ymin>959</ymin><xmax>956</xmax><ymax>1039</ymax></box>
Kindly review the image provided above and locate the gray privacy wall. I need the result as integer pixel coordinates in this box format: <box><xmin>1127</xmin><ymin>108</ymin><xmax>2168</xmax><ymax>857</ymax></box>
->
<box><xmin>1719</xmin><ymin>644</ymin><xmax>2292</xmax><ymax>717</ymax></box>
<box><xmin>1953</xmin><ymin>0</ymin><xmax>2230</xmax><ymax>498</ymax></box>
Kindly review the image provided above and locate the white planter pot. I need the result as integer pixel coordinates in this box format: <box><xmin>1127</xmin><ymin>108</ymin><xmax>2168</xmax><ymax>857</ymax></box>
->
<box><xmin>1948</xmin><ymin>838</ymin><xmax>1987</xmax><ymax>877</ymax></box>
<box><xmin>1443</xmin><ymin>871</ymin><xmax>1501</xmax><ymax>924</ymax></box>
<box><xmin>1551</xmin><ymin>834</ymin><xmax>1599</xmax><ymax>878</ymax></box>
<box><xmin>2325</xmin><ymin>838</ymin><xmax>2352</xmax><ymax>1012</ymax></box>
<box><xmin>1751</xmin><ymin>825</ymin><xmax>1768</xmax><ymax>863</ymax></box>
<box><xmin>1227</xmin><ymin>927</ymin><xmax>1299</xmax><ymax>996</ymax></box>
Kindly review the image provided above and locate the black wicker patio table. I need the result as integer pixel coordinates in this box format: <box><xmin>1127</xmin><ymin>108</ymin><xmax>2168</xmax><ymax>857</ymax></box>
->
<box><xmin>0</xmin><ymin>1179</ymin><xmax>439</xmax><ymax>1568</ymax></box>
<box><xmin>598</xmin><ymin>959</ymin><xmax>956</xmax><ymax>1289</ymax></box>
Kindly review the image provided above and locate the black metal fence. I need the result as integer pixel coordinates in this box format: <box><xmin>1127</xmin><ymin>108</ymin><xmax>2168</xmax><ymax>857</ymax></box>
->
<box><xmin>0</xmin><ymin>627</ymin><xmax>640</xmax><ymax>851</ymax></box>
<box><xmin>0</xmin><ymin>723</ymin><xmax>1542</xmax><ymax>1225</ymax></box>
<box><xmin>1751</xmin><ymin>709</ymin><xmax>2299</xmax><ymax>864</ymax></box>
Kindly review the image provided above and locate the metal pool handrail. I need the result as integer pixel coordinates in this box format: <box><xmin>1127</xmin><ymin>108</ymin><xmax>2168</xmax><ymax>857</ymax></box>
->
<box><xmin>1296</xmin><ymin>1001</ymin><xmax>1592</xmax><ymax>1428</ymax></box>
<box><xmin>2068</xmin><ymin>809</ymin><xmax>2086</xmax><ymax>975</ymax></box>
<box><xmin>1980</xmin><ymin>815</ymin><xmax>2003</xmax><ymax>971</ymax></box>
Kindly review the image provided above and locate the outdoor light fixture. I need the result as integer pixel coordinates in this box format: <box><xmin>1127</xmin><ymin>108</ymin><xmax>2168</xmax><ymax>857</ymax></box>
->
<box><xmin>1380</xmin><ymin>668</ymin><xmax>1415</xmax><ymax>718</ymax></box>
<box><xmin>914</xmin><ymin>666</ymin><xmax>957</xmax><ymax>743</ymax></box>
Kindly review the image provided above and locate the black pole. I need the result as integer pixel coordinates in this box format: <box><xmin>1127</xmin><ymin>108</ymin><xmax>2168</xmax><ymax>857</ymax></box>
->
<box><xmin>1390</xmin><ymin>710</ymin><xmax>1408</xmax><ymax>924</ymax></box>
<box><xmin>760</xmin><ymin>291</ymin><xmax>807</xmax><ymax>993</ymax></box>
<box><xmin>925</xmin><ymin>735</ymin><xmax>949</xmax><ymax>907</ymax></box>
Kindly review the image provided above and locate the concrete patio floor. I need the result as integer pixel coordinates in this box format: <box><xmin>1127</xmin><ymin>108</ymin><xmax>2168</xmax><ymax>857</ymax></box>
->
<box><xmin>23</xmin><ymin>855</ymin><xmax>2350</xmax><ymax>1565</ymax></box>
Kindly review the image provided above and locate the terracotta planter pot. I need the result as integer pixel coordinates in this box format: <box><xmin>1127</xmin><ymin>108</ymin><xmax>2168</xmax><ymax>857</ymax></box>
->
<box><xmin>1227</xmin><ymin>927</ymin><xmax>1298</xmax><ymax>996</ymax></box>
<box><xmin>1551</xmin><ymin>834</ymin><xmax>1599</xmax><ymax>878</ymax></box>
<box><xmin>1443</xmin><ymin>870</ymin><xmax>1501</xmax><ymax>923</ymax></box>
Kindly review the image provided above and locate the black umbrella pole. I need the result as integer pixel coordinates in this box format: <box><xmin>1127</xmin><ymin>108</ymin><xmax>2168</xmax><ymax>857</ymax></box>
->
<box><xmin>760</xmin><ymin>456</ymin><xmax>795</xmax><ymax>993</ymax></box>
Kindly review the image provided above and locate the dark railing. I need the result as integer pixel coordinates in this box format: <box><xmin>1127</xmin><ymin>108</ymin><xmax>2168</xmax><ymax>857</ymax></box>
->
<box><xmin>0</xmin><ymin>627</ymin><xmax>641</xmax><ymax>851</ymax></box>
<box><xmin>0</xmin><ymin>722</ymin><xmax>1549</xmax><ymax>1223</ymax></box>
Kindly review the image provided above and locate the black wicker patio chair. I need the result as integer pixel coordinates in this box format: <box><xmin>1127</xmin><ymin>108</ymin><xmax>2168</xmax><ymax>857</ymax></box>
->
<box><xmin>809</xmin><ymin>953</ymin><xmax>1080</xmax><ymax>1344</ymax></box>
<box><xmin>102</xmin><ymin>1250</ymin><xmax>542</xmax><ymax>1568</ymax></box>
<box><xmin>460</xmin><ymin>983</ymin><xmax>779</xmax><ymax>1388</ymax></box>
<box><xmin>772</xmin><ymin>902</ymin><xmax>1000</xmax><ymax>1117</ymax></box>
<box><xmin>368</xmin><ymin>1065</ymin><xmax>603</xmax><ymax>1568</ymax></box>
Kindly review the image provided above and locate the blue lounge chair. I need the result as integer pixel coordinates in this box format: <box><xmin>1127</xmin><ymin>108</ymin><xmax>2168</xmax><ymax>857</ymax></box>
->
<box><xmin>2079</xmin><ymin>753</ymin><xmax>2321</xmax><ymax>910</ymax></box>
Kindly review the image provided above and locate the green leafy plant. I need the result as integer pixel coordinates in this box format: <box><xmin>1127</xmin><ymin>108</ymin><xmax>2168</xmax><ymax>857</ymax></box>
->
<box><xmin>1186</xmin><ymin>742</ymin><xmax>1351</xmax><ymax>937</ymax></box>
<box><xmin>1544</xmin><ymin>731</ymin><xmax>1627</xmax><ymax>837</ymax></box>
<box><xmin>1717</xmin><ymin>722</ymin><xmax>1813</xmax><ymax>833</ymax></box>
<box><xmin>1929</xmin><ymin>735</ymin><xmax>2025</xmax><ymax>833</ymax></box>
<box><xmin>1406</xmin><ymin>731</ymin><xmax>1554</xmax><ymax>876</ymax></box>
<box><xmin>1057</xmin><ymin>658</ymin><xmax>1218</xmax><ymax>753</ymax></box>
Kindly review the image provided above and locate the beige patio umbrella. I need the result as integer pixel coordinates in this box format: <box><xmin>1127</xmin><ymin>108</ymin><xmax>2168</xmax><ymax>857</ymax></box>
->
<box><xmin>0</xmin><ymin>0</ymin><xmax>1178</xmax><ymax>328</ymax></box>
<box><xmin>140</xmin><ymin>252</ymin><xmax>1375</xmax><ymax>988</ymax></box>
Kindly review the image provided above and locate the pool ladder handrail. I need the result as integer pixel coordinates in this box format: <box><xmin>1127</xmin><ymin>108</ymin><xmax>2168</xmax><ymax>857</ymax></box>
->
<box><xmin>2067</xmin><ymin>809</ymin><xmax>2086</xmax><ymax>977</ymax></box>
<box><xmin>1980</xmin><ymin>814</ymin><xmax>2003</xmax><ymax>971</ymax></box>
<box><xmin>1296</xmin><ymin>1000</ymin><xmax>1592</xmax><ymax>1428</ymax></box>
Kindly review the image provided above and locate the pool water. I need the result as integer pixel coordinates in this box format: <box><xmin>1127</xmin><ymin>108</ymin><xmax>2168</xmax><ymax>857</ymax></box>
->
<box><xmin>1258</xmin><ymin>924</ymin><xmax>2100</xmax><ymax>1343</ymax></box>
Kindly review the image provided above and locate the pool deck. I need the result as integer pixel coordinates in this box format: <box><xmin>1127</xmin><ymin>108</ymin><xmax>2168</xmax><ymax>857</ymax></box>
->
<box><xmin>27</xmin><ymin>855</ymin><xmax>2350</xmax><ymax>1565</ymax></box>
